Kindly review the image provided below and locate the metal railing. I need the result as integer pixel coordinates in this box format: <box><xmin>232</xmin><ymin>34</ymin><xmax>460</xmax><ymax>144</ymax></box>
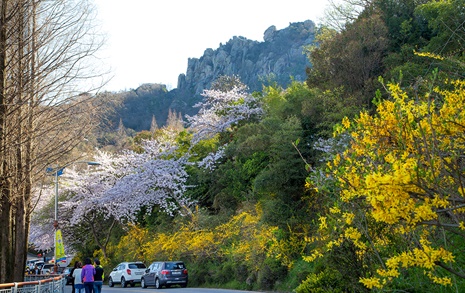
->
<box><xmin>0</xmin><ymin>275</ymin><xmax>65</xmax><ymax>293</ymax></box>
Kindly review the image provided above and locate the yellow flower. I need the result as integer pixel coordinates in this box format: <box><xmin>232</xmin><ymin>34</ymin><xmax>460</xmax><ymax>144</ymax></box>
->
<box><xmin>330</xmin><ymin>206</ymin><xmax>341</xmax><ymax>214</ymax></box>
<box><xmin>360</xmin><ymin>277</ymin><xmax>383</xmax><ymax>289</ymax></box>
<box><xmin>342</xmin><ymin>212</ymin><xmax>355</xmax><ymax>225</ymax></box>
<box><xmin>319</xmin><ymin>216</ymin><xmax>328</xmax><ymax>230</ymax></box>
<box><xmin>342</xmin><ymin>116</ymin><xmax>351</xmax><ymax>129</ymax></box>
<box><xmin>413</xmin><ymin>50</ymin><xmax>445</xmax><ymax>60</ymax></box>
<box><xmin>459</xmin><ymin>222</ymin><xmax>465</xmax><ymax>230</ymax></box>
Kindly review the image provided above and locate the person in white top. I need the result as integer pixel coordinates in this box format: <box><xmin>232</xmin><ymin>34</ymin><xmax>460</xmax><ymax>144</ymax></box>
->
<box><xmin>72</xmin><ymin>262</ymin><xmax>84</xmax><ymax>293</ymax></box>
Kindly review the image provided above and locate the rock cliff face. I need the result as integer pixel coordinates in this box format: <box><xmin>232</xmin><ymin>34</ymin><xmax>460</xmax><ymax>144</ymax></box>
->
<box><xmin>101</xmin><ymin>20</ymin><xmax>317</xmax><ymax>133</ymax></box>
<box><xmin>175</xmin><ymin>19</ymin><xmax>315</xmax><ymax>99</ymax></box>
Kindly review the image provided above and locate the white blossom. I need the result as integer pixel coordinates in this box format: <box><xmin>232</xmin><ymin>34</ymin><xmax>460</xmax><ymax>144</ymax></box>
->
<box><xmin>196</xmin><ymin>145</ymin><xmax>226</xmax><ymax>171</ymax></box>
<box><xmin>61</xmin><ymin>140</ymin><xmax>193</xmax><ymax>225</ymax></box>
<box><xmin>186</xmin><ymin>84</ymin><xmax>263</xmax><ymax>143</ymax></box>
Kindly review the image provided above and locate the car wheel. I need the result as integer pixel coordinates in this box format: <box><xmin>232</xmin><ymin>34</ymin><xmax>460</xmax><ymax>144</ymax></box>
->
<box><xmin>141</xmin><ymin>278</ymin><xmax>147</xmax><ymax>288</ymax></box>
<box><xmin>181</xmin><ymin>283</ymin><xmax>187</xmax><ymax>288</ymax></box>
<box><xmin>108</xmin><ymin>277</ymin><xmax>114</xmax><ymax>287</ymax></box>
<box><xmin>121</xmin><ymin>277</ymin><xmax>127</xmax><ymax>288</ymax></box>
<box><xmin>154</xmin><ymin>278</ymin><xmax>161</xmax><ymax>289</ymax></box>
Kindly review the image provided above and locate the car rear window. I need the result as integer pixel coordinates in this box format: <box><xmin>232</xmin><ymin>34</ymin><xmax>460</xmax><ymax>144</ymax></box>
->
<box><xmin>166</xmin><ymin>262</ymin><xmax>185</xmax><ymax>270</ymax></box>
<box><xmin>129</xmin><ymin>263</ymin><xmax>146</xmax><ymax>269</ymax></box>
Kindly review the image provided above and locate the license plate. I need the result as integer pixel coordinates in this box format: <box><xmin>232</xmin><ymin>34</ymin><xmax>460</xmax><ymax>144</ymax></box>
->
<box><xmin>135</xmin><ymin>272</ymin><xmax>143</xmax><ymax>275</ymax></box>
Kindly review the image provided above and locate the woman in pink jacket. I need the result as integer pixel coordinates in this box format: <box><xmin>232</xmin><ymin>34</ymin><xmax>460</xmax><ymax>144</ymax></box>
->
<box><xmin>81</xmin><ymin>258</ymin><xmax>96</xmax><ymax>293</ymax></box>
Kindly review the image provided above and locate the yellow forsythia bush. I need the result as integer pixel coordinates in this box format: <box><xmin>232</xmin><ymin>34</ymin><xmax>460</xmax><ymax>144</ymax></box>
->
<box><xmin>112</xmin><ymin>204</ymin><xmax>285</xmax><ymax>272</ymax></box>
<box><xmin>307</xmin><ymin>79</ymin><xmax>465</xmax><ymax>289</ymax></box>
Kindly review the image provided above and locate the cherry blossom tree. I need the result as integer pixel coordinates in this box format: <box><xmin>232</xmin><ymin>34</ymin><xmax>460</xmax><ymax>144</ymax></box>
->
<box><xmin>64</xmin><ymin>135</ymin><xmax>191</xmax><ymax>255</ymax></box>
<box><xmin>29</xmin><ymin>132</ymin><xmax>193</xmax><ymax>254</ymax></box>
<box><xmin>186</xmin><ymin>83</ymin><xmax>263</xmax><ymax>143</ymax></box>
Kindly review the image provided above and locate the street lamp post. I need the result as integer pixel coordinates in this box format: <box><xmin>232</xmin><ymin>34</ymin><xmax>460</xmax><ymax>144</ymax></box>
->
<box><xmin>47</xmin><ymin>161</ymin><xmax>100</xmax><ymax>273</ymax></box>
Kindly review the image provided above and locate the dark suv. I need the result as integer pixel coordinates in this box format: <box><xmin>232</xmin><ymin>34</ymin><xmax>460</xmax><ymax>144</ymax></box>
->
<box><xmin>140</xmin><ymin>261</ymin><xmax>188</xmax><ymax>289</ymax></box>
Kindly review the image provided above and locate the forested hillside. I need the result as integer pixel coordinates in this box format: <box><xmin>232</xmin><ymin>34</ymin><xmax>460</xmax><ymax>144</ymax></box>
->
<box><xmin>30</xmin><ymin>0</ymin><xmax>465</xmax><ymax>292</ymax></box>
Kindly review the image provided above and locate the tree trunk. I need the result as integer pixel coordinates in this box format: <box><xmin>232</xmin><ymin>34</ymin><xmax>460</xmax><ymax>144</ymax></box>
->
<box><xmin>0</xmin><ymin>0</ymin><xmax>14</xmax><ymax>283</ymax></box>
<box><xmin>0</xmin><ymin>191</ymin><xmax>13</xmax><ymax>283</ymax></box>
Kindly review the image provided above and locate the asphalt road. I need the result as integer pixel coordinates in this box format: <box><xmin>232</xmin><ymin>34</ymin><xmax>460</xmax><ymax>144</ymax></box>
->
<box><xmin>64</xmin><ymin>284</ymin><xmax>265</xmax><ymax>293</ymax></box>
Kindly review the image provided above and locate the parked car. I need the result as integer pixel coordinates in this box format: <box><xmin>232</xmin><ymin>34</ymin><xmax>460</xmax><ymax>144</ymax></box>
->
<box><xmin>140</xmin><ymin>261</ymin><xmax>188</xmax><ymax>289</ymax></box>
<box><xmin>40</xmin><ymin>263</ymin><xmax>55</xmax><ymax>274</ymax></box>
<box><xmin>108</xmin><ymin>262</ymin><xmax>147</xmax><ymax>287</ymax></box>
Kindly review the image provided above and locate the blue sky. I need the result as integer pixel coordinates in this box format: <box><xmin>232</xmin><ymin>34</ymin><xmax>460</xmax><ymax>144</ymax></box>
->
<box><xmin>94</xmin><ymin>0</ymin><xmax>330</xmax><ymax>92</ymax></box>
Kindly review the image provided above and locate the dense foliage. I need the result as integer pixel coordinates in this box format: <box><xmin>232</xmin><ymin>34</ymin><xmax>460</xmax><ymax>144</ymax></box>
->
<box><xmin>29</xmin><ymin>0</ymin><xmax>465</xmax><ymax>291</ymax></box>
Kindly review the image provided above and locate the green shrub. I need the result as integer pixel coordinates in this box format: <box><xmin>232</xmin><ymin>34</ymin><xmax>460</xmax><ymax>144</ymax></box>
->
<box><xmin>256</xmin><ymin>257</ymin><xmax>288</xmax><ymax>290</ymax></box>
<box><xmin>295</xmin><ymin>268</ymin><xmax>343</xmax><ymax>293</ymax></box>
<box><xmin>234</xmin><ymin>263</ymin><xmax>249</xmax><ymax>282</ymax></box>
<box><xmin>186</xmin><ymin>261</ymin><xmax>211</xmax><ymax>286</ymax></box>
<box><xmin>211</xmin><ymin>261</ymin><xmax>235</xmax><ymax>284</ymax></box>
<box><xmin>277</xmin><ymin>259</ymin><xmax>315</xmax><ymax>291</ymax></box>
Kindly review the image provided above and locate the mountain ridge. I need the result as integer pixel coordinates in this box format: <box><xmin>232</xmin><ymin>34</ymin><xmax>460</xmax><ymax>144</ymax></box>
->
<box><xmin>99</xmin><ymin>20</ymin><xmax>316</xmax><ymax>134</ymax></box>
<box><xmin>176</xmin><ymin>19</ymin><xmax>315</xmax><ymax>95</ymax></box>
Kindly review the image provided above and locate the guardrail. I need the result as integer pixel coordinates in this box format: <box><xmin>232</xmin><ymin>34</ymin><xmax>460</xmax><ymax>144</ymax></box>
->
<box><xmin>0</xmin><ymin>275</ymin><xmax>65</xmax><ymax>293</ymax></box>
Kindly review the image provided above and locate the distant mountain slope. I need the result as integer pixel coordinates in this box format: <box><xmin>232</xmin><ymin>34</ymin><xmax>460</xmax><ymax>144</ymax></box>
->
<box><xmin>100</xmin><ymin>20</ymin><xmax>316</xmax><ymax>133</ymax></box>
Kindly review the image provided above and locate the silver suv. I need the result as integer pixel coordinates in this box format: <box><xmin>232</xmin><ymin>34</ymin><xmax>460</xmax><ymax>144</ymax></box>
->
<box><xmin>108</xmin><ymin>262</ymin><xmax>147</xmax><ymax>287</ymax></box>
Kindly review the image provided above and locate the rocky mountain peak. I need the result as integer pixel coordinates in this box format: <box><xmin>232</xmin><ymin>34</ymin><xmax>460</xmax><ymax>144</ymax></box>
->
<box><xmin>176</xmin><ymin>20</ymin><xmax>316</xmax><ymax>97</ymax></box>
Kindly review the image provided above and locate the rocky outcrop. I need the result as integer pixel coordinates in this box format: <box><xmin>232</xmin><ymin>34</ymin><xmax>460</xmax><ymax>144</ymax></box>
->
<box><xmin>176</xmin><ymin>20</ymin><xmax>316</xmax><ymax>97</ymax></box>
<box><xmin>100</xmin><ymin>20</ymin><xmax>317</xmax><ymax>133</ymax></box>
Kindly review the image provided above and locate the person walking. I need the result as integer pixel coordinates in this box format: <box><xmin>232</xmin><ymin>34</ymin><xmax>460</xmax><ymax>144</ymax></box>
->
<box><xmin>70</xmin><ymin>261</ymin><xmax>79</xmax><ymax>293</ymax></box>
<box><xmin>72</xmin><ymin>262</ymin><xmax>84</xmax><ymax>293</ymax></box>
<box><xmin>81</xmin><ymin>257</ymin><xmax>96</xmax><ymax>293</ymax></box>
<box><xmin>93</xmin><ymin>259</ymin><xmax>104</xmax><ymax>293</ymax></box>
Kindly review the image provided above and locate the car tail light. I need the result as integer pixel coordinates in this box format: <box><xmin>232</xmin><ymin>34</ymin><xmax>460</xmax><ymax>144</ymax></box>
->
<box><xmin>183</xmin><ymin>269</ymin><xmax>188</xmax><ymax>274</ymax></box>
<box><xmin>160</xmin><ymin>270</ymin><xmax>169</xmax><ymax>275</ymax></box>
<box><xmin>126</xmin><ymin>269</ymin><xmax>132</xmax><ymax>275</ymax></box>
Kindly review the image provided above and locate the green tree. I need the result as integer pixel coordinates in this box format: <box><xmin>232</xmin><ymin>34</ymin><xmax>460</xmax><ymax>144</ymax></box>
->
<box><xmin>415</xmin><ymin>0</ymin><xmax>465</xmax><ymax>55</ymax></box>
<box><xmin>306</xmin><ymin>14</ymin><xmax>388</xmax><ymax>106</ymax></box>
<box><xmin>376</xmin><ymin>0</ymin><xmax>431</xmax><ymax>52</ymax></box>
